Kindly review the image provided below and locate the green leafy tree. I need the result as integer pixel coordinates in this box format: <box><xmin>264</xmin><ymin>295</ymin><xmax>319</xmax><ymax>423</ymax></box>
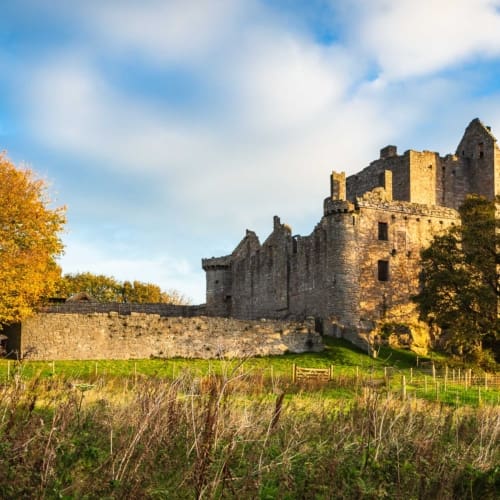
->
<box><xmin>0</xmin><ymin>154</ymin><xmax>66</xmax><ymax>325</ymax></box>
<box><xmin>414</xmin><ymin>195</ymin><xmax>499</xmax><ymax>360</ymax></box>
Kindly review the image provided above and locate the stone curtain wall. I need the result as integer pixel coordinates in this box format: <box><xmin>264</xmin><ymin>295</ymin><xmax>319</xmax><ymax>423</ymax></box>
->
<box><xmin>11</xmin><ymin>314</ymin><xmax>322</xmax><ymax>360</ymax></box>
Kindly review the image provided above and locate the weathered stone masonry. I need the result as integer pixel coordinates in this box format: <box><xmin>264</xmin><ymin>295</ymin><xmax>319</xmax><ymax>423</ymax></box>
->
<box><xmin>5</xmin><ymin>303</ymin><xmax>322</xmax><ymax>360</ymax></box>
<box><xmin>203</xmin><ymin>119</ymin><xmax>500</xmax><ymax>350</ymax></box>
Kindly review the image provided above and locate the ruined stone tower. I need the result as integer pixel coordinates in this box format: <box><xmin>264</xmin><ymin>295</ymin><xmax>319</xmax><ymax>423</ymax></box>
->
<box><xmin>202</xmin><ymin>119</ymin><xmax>500</xmax><ymax>350</ymax></box>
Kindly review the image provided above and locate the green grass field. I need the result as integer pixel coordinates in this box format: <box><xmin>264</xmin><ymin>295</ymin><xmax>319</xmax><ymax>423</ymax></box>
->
<box><xmin>0</xmin><ymin>338</ymin><xmax>497</xmax><ymax>406</ymax></box>
<box><xmin>0</xmin><ymin>339</ymin><xmax>498</xmax><ymax>498</ymax></box>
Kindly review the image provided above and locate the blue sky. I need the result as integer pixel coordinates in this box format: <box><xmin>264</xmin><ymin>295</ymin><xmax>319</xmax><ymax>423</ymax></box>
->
<box><xmin>1</xmin><ymin>0</ymin><xmax>500</xmax><ymax>303</ymax></box>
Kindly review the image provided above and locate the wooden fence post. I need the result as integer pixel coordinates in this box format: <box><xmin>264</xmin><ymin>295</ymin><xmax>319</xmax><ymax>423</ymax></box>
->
<box><xmin>329</xmin><ymin>365</ymin><xmax>333</xmax><ymax>381</ymax></box>
<box><xmin>292</xmin><ymin>363</ymin><xmax>297</xmax><ymax>383</ymax></box>
<box><xmin>7</xmin><ymin>360</ymin><xmax>10</xmax><ymax>381</ymax></box>
<box><xmin>432</xmin><ymin>362</ymin><xmax>436</xmax><ymax>382</ymax></box>
<box><xmin>410</xmin><ymin>367</ymin><xmax>413</xmax><ymax>383</ymax></box>
<box><xmin>401</xmin><ymin>375</ymin><xmax>406</xmax><ymax>400</ymax></box>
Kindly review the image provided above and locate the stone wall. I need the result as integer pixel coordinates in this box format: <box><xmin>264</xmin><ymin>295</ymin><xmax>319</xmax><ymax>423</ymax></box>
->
<box><xmin>355</xmin><ymin>192</ymin><xmax>458</xmax><ymax>332</ymax></box>
<box><xmin>346</xmin><ymin>150</ymin><xmax>410</xmax><ymax>202</ymax></box>
<box><xmin>456</xmin><ymin>118</ymin><xmax>498</xmax><ymax>202</ymax></box>
<box><xmin>39</xmin><ymin>302</ymin><xmax>206</xmax><ymax>317</ymax></box>
<box><xmin>5</xmin><ymin>314</ymin><xmax>322</xmax><ymax>361</ymax></box>
<box><xmin>346</xmin><ymin>119</ymin><xmax>500</xmax><ymax>210</ymax></box>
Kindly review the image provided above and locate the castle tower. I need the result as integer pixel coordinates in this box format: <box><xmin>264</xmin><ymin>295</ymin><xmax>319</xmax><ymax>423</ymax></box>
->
<box><xmin>456</xmin><ymin>118</ymin><xmax>500</xmax><ymax>203</ymax></box>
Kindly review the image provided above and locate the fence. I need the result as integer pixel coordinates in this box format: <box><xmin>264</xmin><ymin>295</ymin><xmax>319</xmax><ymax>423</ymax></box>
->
<box><xmin>292</xmin><ymin>363</ymin><xmax>500</xmax><ymax>407</ymax></box>
<box><xmin>1</xmin><ymin>358</ymin><xmax>498</xmax><ymax>407</ymax></box>
<box><xmin>292</xmin><ymin>363</ymin><xmax>333</xmax><ymax>382</ymax></box>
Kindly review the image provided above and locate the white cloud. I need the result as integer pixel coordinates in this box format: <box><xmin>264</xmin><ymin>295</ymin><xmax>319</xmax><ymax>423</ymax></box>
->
<box><xmin>25</xmin><ymin>56</ymin><xmax>213</xmax><ymax>173</ymax></box>
<box><xmin>350</xmin><ymin>0</ymin><xmax>500</xmax><ymax>79</ymax></box>
<box><xmin>81</xmin><ymin>0</ymin><xmax>251</xmax><ymax>66</ymax></box>
<box><xmin>231</xmin><ymin>33</ymin><xmax>355</xmax><ymax>131</ymax></box>
<box><xmin>22</xmin><ymin>47</ymin><xmax>473</xmax><ymax>242</ymax></box>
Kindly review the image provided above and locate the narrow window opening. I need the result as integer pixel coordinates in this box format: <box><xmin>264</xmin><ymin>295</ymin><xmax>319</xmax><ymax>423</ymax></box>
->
<box><xmin>378</xmin><ymin>222</ymin><xmax>388</xmax><ymax>241</ymax></box>
<box><xmin>378</xmin><ymin>260</ymin><xmax>389</xmax><ymax>281</ymax></box>
<box><xmin>478</xmin><ymin>142</ymin><xmax>484</xmax><ymax>159</ymax></box>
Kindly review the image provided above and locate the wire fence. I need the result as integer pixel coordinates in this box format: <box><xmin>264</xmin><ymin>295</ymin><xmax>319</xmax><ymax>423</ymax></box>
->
<box><xmin>323</xmin><ymin>364</ymin><xmax>500</xmax><ymax>407</ymax></box>
<box><xmin>1</xmin><ymin>358</ymin><xmax>499</xmax><ymax>407</ymax></box>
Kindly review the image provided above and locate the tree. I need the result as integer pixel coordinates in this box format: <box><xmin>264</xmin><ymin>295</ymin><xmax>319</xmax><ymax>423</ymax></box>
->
<box><xmin>57</xmin><ymin>272</ymin><xmax>191</xmax><ymax>304</ymax></box>
<box><xmin>0</xmin><ymin>154</ymin><xmax>66</xmax><ymax>326</ymax></box>
<box><xmin>414</xmin><ymin>195</ymin><xmax>499</xmax><ymax>361</ymax></box>
<box><xmin>57</xmin><ymin>272</ymin><xmax>123</xmax><ymax>302</ymax></box>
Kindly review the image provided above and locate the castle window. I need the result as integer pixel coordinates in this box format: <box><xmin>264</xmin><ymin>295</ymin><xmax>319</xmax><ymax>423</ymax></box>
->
<box><xmin>377</xmin><ymin>260</ymin><xmax>389</xmax><ymax>281</ymax></box>
<box><xmin>378</xmin><ymin>222</ymin><xmax>388</xmax><ymax>241</ymax></box>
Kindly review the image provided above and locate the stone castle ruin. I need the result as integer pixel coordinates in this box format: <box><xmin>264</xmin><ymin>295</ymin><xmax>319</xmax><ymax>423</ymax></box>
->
<box><xmin>203</xmin><ymin>119</ymin><xmax>500</xmax><ymax>351</ymax></box>
<box><xmin>4</xmin><ymin>118</ymin><xmax>498</xmax><ymax>360</ymax></box>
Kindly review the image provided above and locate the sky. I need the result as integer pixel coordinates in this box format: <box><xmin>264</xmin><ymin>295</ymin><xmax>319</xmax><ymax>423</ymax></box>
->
<box><xmin>1</xmin><ymin>0</ymin><xmax>500</xmax><ymax>304</ymax></box>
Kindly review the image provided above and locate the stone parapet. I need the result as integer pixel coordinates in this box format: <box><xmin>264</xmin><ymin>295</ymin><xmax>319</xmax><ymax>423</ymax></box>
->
<box><xmin>39</xmin><ymin>302</ymin><xmax>206</xmax><ymax>317</ymax></box>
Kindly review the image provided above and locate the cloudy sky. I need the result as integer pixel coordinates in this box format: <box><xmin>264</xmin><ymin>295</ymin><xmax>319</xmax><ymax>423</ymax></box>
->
<box><xmin>1</xmin><ymin>0</ymin><xmax>500</xmax><ymax>303</ymax></box>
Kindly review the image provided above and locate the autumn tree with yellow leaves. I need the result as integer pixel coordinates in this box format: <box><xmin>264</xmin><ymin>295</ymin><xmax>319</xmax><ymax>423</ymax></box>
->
<box><xmin>0</xmin><ymin>154</ymin><xmax>66</xmax><ymax>326</ymax></box>
<box><xmin>57</xmin><ymin>272</ymin><xmax>191</xmax><ymax>304</ymax></box>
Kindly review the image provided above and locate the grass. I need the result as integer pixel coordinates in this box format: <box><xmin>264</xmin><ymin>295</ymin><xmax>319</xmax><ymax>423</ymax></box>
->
<box><xmin>0</xmin><ymin>339</ymin><xmax>497</xmax><ymax>498</ymax></box>
<box><xmin>0</xmin><ymin>368</ymin><xmax>498</xmax><ymax>499</ymax></box>
<box><xmin>0</xmin><ymin>338</ymin><xmax>429</xmax><ymax>380</ymax></box>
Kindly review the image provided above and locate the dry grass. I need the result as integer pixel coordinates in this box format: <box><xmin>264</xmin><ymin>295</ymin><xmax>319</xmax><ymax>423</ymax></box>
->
<box><xmin>0</xmin><ymin>370</ymin><xmax>498</xmax><ymax>499</ymax></box>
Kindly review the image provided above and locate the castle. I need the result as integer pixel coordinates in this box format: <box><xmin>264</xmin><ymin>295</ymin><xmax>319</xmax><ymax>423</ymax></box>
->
<box><xmin>202</xmin><ymin>118</ymin><xmax>500</xmax><ymax>350</ymax></box>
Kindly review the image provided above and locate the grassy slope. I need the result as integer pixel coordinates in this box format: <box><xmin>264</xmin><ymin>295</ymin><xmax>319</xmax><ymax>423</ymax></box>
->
<box><xmin>0</xmin><ymin>338</ymin><xmax>426</xmax><ymax>379</ymax></box>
